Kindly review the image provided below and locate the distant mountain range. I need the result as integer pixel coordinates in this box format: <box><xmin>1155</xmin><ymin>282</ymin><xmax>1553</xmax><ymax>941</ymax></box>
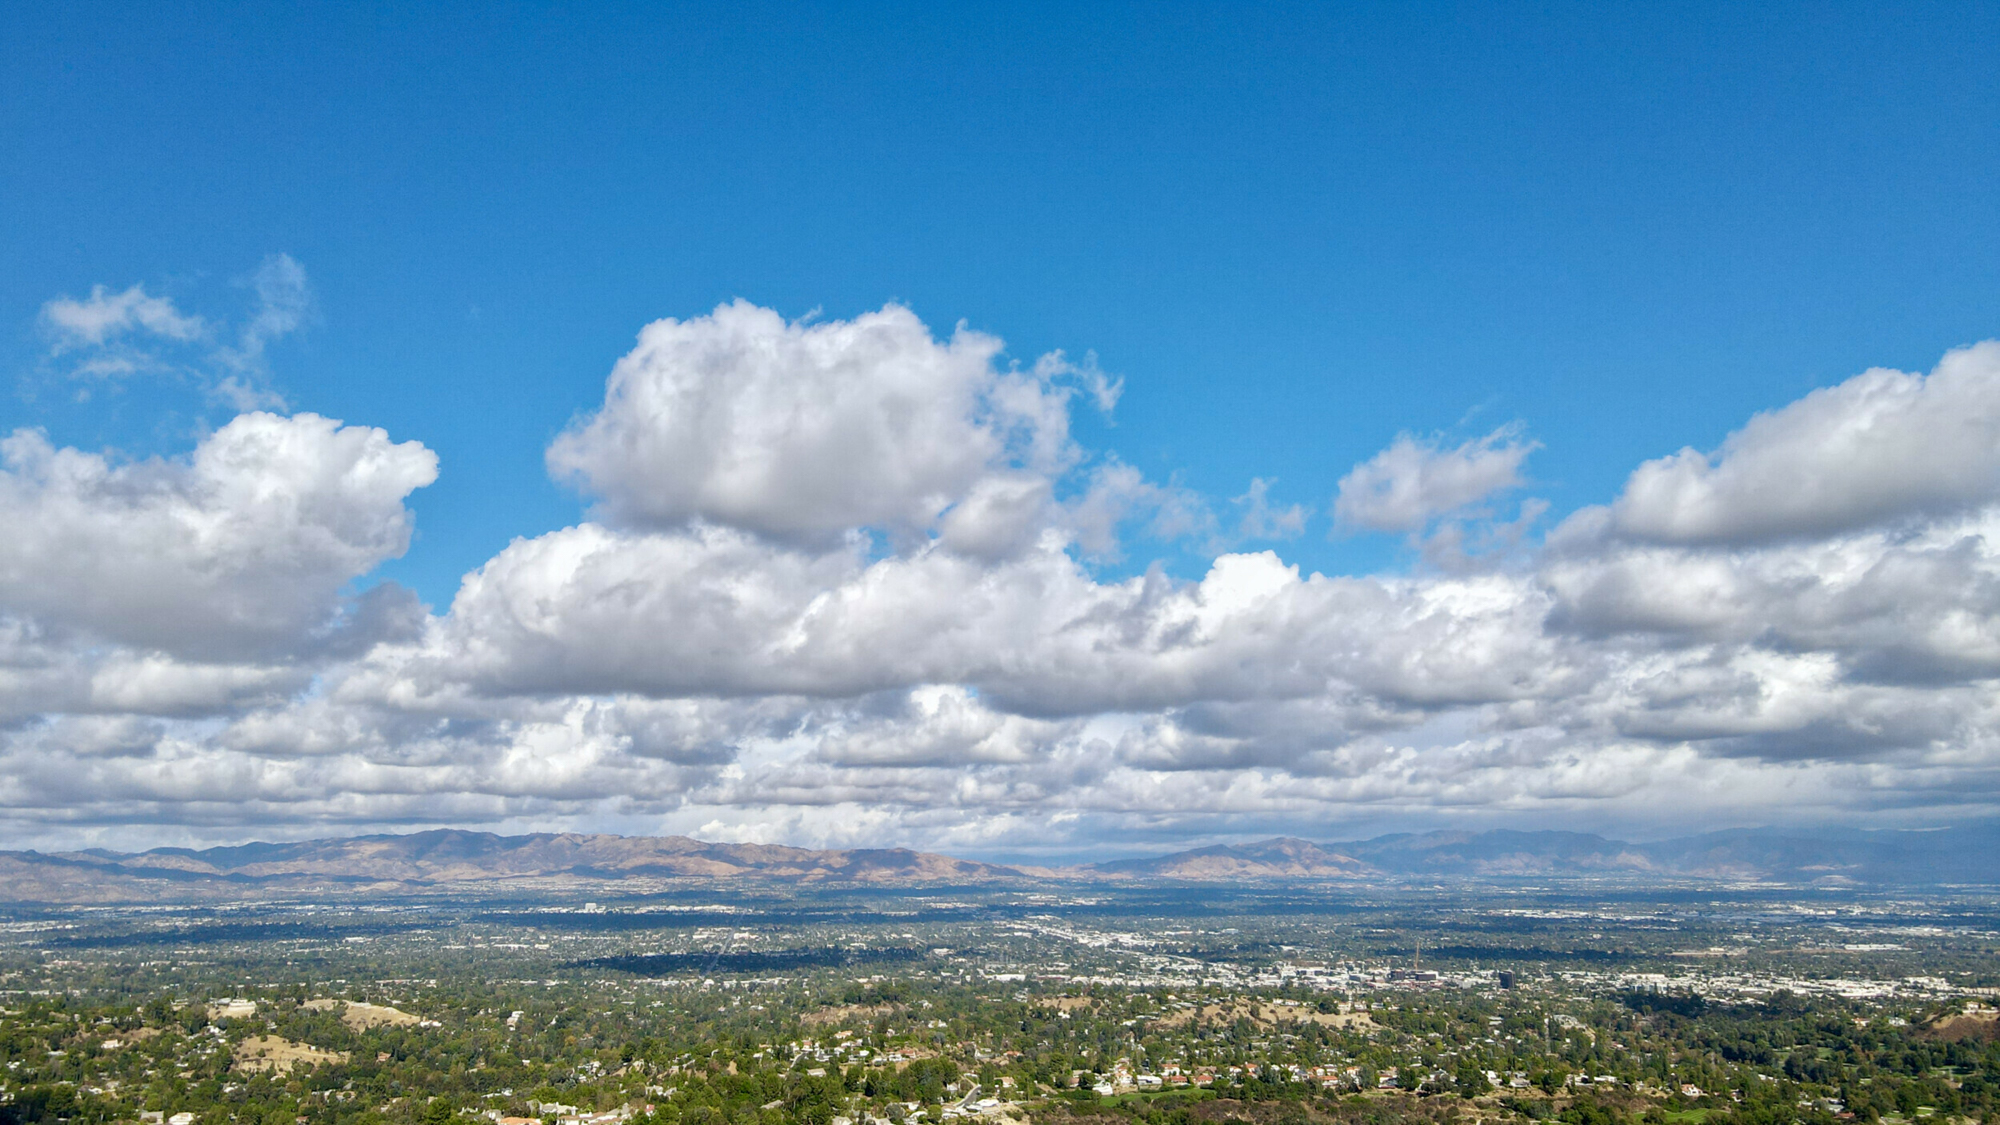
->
<box><xmin>0</xmin><ymin>822</ymin><xmax>1991</xmax><ymax>902</ymax></box>
<box><xmin>0</xmin><ymin>831</ymin><xmax>1025</xmax><ymax>903</ymax></box>
<box><xmin>1092</xmin><ymin>836</ymin><xmax>1374</xmax><ymax>879</ymax></box>
<box><xmin>1094</xmin><ymin>824</ymin><xmax>2000</xmax><ymax>885</ymax></box>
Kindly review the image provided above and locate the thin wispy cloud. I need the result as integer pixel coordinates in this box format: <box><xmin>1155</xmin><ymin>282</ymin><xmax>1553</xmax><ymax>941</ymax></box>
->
<box><xmin>1333</xmin><ymin>425</ymin><xmax>1539</xmax><ymax>534</ymax></box>
<box><xmin>38</xmin><ymin>254</ymin><xmax>312</xmax><ymax>409</ymax></box>
<box><xmin>1233</xmin><ymin>477</ymin><xmax>1309</xmax><ymax>540</ymax></box>
<box><xmin>42</xmin><ymin>284</ymin><xmax>207</xmax><ymax>350</ymax></box>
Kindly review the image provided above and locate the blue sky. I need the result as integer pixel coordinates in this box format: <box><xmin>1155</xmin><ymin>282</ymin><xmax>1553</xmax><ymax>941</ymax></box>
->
<box><xmin>9</xmin><ymin>1</ymin><xmax>1997</xmax><ymax>599</ymax></box>
<box><xmin>2</xmin><ymin>3</ymin><xmax>1999</xmax><ymax>851</ymax></box>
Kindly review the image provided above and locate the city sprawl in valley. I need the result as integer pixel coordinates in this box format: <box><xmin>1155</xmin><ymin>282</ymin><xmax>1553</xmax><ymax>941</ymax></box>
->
<box><xmin>1</xmin><ymin>832</ymin><xmax>1995</xmax><ymax>1125</ymax></box>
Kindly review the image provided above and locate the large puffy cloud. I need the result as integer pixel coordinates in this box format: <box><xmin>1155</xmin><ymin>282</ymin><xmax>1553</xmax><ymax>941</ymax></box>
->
<box><xmin>0</xmin><ymin>615</ymin><xmax>303</xmax><ymax>730</ymax></box>
<box><xmin>386</xmin><ymin>328</ymin><xmax>2000</xmax><ymax>844</ymax></box>
<box><xmin>0</xmin><ymin>412</ymin><xmax>437</xmax><ymax>660</ymax></box>
<box><xmin>6</xmin><ymin>308</ymin><xmax>2000</xmax><ymax>853</ymax></box>
<box><xmin>0</xmin><ymin>408</ymin><xmax>448</xmax><ymax>840</ymax></box>
<box><xmin>547</xmin><ymin>301</ymin><xmax>1102</xmax><ymax>545</ymax></box>
<box><xmin>1545</xmin><ymin>510</ymin><xmax>2000</xmax><ymax>683</ymax></box>
<box><xmin>374</xmin><ymin>526</ymin><xmax>1560</xmax><ymax>720</ymax></box>
<box><xmin>1609</xmin><ymin>342</ymin><xmax>2000</xmax><ymax>544</ymax></box>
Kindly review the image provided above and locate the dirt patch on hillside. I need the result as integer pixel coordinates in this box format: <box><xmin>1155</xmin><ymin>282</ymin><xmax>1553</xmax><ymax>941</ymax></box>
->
<box><xmin>233</xmin><ymin>1035</ymin><xmax>348</xmax><ymax>1073</ymax></box>
<box><xmin>1037</xmin><ymin>997</ymin><xmax>1097</xmax><ymax>1012</ymax></box>
<box><xmin>302</xmin><ymin>999</ymin><xmax>421</xmax><ymax>1029</ymax></box>
<box><xmin>801</xmin><ymin>1002</ymin><xmax>904</xmax><ymax>1027</ymax></box>
<box><xmin>1924</xmin><ymin>1011</ymin><xmax>1998</xmax><ymax>1042</ymax></box>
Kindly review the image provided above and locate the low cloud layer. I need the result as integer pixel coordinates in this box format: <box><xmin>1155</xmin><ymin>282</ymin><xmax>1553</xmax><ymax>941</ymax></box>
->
<box><xmin>5</xmin><ymin>300</ymin><xmax>2000</xmax><ymax>853</ymax></box>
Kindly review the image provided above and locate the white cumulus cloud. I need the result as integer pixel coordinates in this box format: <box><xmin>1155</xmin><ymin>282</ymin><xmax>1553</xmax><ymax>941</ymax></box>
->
<box><xmin>5</xmin><ymin>306</ymin><xmax>2000</xmax><ymax>852</ymax></box>
<box><xmin>1608</xmin><ymin>341</ymin><xmax>2000</xmax><ymax>544</ymax></box>
<box><xmin>0</xmin><ymin>412</ymin><xmax>437</xmax><ymax>660</ymax></box>
<box><xmin>547</xmin><ymin>301</ymin><xmax>1104</xmax><ymax>545</ymax></box>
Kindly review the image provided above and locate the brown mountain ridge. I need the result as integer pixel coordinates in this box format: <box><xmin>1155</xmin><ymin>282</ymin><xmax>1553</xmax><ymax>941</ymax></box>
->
<box><xmin>3</xmin><ymin>822</ymin><xmax>1993</xmax><ymax>903</ymax></box>
<box><xmin>0</xmin><ymin>830</ymin><xmax>1027</xmax><ymax>903</ymax></box>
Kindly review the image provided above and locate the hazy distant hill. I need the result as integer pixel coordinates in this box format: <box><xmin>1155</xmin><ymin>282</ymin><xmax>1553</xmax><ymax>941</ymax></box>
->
<box><xmin>1</xmin><ymin>822</ymin><xmax>1991</xmax><ymax>903</ymax></box>
<box><xmin>1092</xmin><ymin>837</ymin><xmax>1372</xmax><ymax>879</ymax></box>
<box><xmin>0</xmin><ymin>830</ymin><xmax>1027</xmax><ymax>903</ymax></box>
<box><xmin>1093</xmin><ymin>823</ymin><xmax>2000</xmax><ymax>886</ymax></box>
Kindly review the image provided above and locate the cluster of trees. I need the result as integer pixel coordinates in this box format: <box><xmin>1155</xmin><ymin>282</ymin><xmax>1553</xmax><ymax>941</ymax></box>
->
<box><xmin>1</xmin><ymin>977</ymin><xmax>1994</xmax><ymax>1125</ymax></box>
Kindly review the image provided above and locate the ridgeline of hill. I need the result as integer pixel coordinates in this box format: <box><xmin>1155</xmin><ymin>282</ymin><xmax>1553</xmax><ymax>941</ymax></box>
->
<box><xmin>1094</xmin><ymin>825</ymin><xmax>2000</xmax><ymax>886</ymax></box>
<box><xmin>0</xmin><ymin>831</ymin><xmax>1027</xmax><ymax>902</ymax></box>
<box><xmin>0</xmin><ymin>822</ymin><xmax>1992</xmax><ymax>902</ymax></box>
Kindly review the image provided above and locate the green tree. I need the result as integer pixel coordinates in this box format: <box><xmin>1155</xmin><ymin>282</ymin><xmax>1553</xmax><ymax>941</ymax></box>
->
<box><xmin>423</xmin><ymin>1098</ymin><xmax>456</xmax><ymax>1125</ymax></box>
